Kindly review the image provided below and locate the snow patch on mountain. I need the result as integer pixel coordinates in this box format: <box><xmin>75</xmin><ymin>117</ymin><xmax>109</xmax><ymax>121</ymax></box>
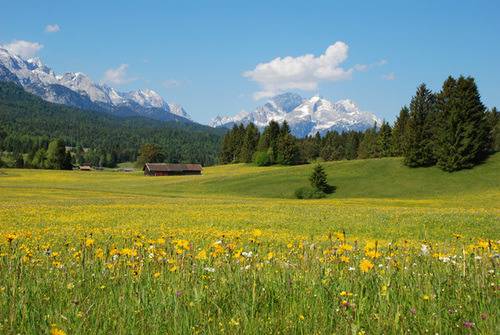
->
<box><xmin>0</xmin><ymin>47</ymin><xmax>191</xmax><ymax>122</ymax></box>
<box><xmin>209</xmin><ymin>92</ymin><xmax>381</xmax><ymax>137</ymax></box>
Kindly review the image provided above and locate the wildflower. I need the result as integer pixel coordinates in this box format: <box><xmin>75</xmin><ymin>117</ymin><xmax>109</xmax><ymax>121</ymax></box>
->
<box><xmin>359</xmin><ymin>259</ymin><xmax>374</xmax><ymax>273</ymax></box>
<box><xmin>195</xmin><ymin>250</ymin><xmax>208</xmax><ymax>260</ymax></box>
<box><xmin>422</xmin><ymin>294</ymin><xmax>430</xmax><ymax>301</ymax></box>
<box><xmin>153</xmin><ymin>272</ymin><xmax>161</xmax><ymax>278</ymax></box>
<box><xmin>169</xmin><ymin>265</ymin><xmax>178</xmax><ymax>272</ymax></box>
<box><xmin>340</xmin><ymin>255</ymin><xmax>350</xmax><ymax>263</ymax></box>
<box><xmin>85</xmin><ymin>238</ymin><xmax>94</xmax><ymax>248</ymax></box>
<box><xmin>241</xmin><ymin>251</ymin><xmax>253</xmax><ymax>258</ymax></box>
<box><xmin>204</xmin><ymin>267</ymin><xmax>216</xmax><ymax>273</ymax></box>
<box><xmin>5</xmin><ymin>233</ymin><xmax>17</xmax><ymax>243</ymax></box>
<box><xmin>420</xmin><ymin>244</ymin><xmax>429</xmax><ymax>255</ymax></box>
<box><xmin>335</xmin><ymin>232</ymin><xmax>345</xmax><ymax>241</ymax></box>
<box><xmin>340</xmin><ymin>300</ymin><xmax>350</xmax><ymax>308</ymax></box>
<box><xmin>267</xmin><ymin>252</ymin><xmax>274</xmax><ymax>260</ymax></box>
<box><xmin>66</xmin><ymin>283</ymin><xmax>74</xmax><ymax>290</ymax></box>
<box><xmin>463</xmin><ymin>321</ymin><xmax>475</xmax><ymax>329</ymax></box>
<box><xmin>299</xmin><ymin>314</ymin><xmax>305</xmax><ymax>321</ymax></box>
<box><xmin>252</xmin><ymin>229</ymin><xmax>262</xmax><ymax>237</ymax></box>
<box><xmin>229</xmin><ymin>318</ymin><xmax>240</xmax><ymax>326</ymax></box>
<box><xmin>50</xmin><ymin>326</ymin><xmax>66</xmax><ymax>335</ymax></box>
<box><xmin>340</xmin><ymin>291</ymin><xmax>353</xmax><ymax>297</ymax></box>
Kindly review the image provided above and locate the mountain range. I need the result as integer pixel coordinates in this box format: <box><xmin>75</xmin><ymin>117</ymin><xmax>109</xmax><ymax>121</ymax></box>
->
<box><xmin>0</xmin><ymin>47</ymin><xmax>191</xmax><ymax>122</ymax></box>
<box><xmin>210</xmin><ymin>92</ymin><xmax>381</xmax><ymax>137</ymax></box>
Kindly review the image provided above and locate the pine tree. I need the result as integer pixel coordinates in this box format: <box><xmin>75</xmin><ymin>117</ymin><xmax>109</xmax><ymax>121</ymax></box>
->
<box><xmin>376</xmin><ymin>121</ymin><xmax>392</xmax><ymax>157</ymax></box>
<box><xmin>309</xmin><ymin>164</ymin><xmax>332</xmax><ymax>193</ymax></box>
<box><xmin>277</xmin><ymin>134</ymin><xmax>300</xmax><ymax>165</ymax></box>
<box><xmin>488</xmin><ymin>107</ymin><xmax>499</xmax><ymax>152</ymax></box>
<box><xmin>435</xmin><ymin>76</ymin><xmax>491</xmax><ymax>171</ymax></box>
<box><xmin>404</xmin><ymin>84</ymin><xmax>437</xmax><ymax>167</ymax></box>
<box><xmin>391</xmin><ymin>106</ymin><xmax>410</xmax><ymax>156</ymax></box>
<box><xmin>46</xmin><ymin>139</ymin><xmax>67</xmax><ymax>169</ymax></box>
<box><xmin>358</xmin><ymin>124</ymin><xmax>378</xmax><ymax>159</ymax></box>
<box><xmin>239</xmin><ymin>123</ymin><xmax>260</xmax><ymax>163</ymax></box>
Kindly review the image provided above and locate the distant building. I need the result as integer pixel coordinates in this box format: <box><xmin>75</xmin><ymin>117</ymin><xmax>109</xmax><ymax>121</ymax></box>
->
<box><xmin>79</xmin><ymin>163</ymin><xmax>92</xmax><ymax>171</ymax></box>
<box><xmin>143</xmin><ymin>163</ymin><xmax>202</xmax><ymax>176</ymax></box>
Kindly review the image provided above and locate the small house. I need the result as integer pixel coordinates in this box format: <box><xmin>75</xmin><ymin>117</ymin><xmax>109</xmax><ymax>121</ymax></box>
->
<box><xmin>79</xmin><ymin>163</ymin><xmax>92</xmax><ymax>171</ymax></box>
<box><xmin>143</xmin><ymin>163</ymin><xmax>202</xmax><ymax>176</ymax></box>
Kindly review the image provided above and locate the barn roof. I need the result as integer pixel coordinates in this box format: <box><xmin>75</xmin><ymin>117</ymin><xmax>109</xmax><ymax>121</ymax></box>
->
<box><xmin>143</xmin><ymin>163</ymin><xmax>203</xmax><ymax>172</ymax></box>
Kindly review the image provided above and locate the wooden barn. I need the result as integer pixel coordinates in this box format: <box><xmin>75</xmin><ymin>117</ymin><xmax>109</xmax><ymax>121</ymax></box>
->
<box><xmin>143</xmin><ymin>163</ymin><xmax>203</xmax><ymax>176</ymax></box>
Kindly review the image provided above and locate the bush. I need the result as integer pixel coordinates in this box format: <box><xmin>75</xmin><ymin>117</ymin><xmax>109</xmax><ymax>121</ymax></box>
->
<box><xmin>294</xmin><ymin>187</ymin><xmax>326</xmax><ymax>199</ymax></box>
<box><xmin>253</xmin><ymin>150</ymin><xmax>272</xmax><ymax>166</ymax></box>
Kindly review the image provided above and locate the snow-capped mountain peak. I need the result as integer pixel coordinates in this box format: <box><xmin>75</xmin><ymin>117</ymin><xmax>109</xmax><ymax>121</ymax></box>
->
<box><xmin>0</xmin><ymin>47</ymin><xmax>191</xmax><ymax>122</ymax></box>
<box><xmin>209</xmin><ymin>92</ymin><xmax>381</xmax><ymax>137</ymax></box>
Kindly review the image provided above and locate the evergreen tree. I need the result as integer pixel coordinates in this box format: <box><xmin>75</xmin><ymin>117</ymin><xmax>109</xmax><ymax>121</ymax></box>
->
<box><xmin>357</xmin><ymin>124</ymin><xmax>379</xmax><ymax>159</ymax></box>
<box><xmin>488</xmin><ymin>107</ymin><xmax>499</xmax><ymax>152</ymax></box>
<box><xmin>376</xmin><ymin>121</ymin><xmax>392</xmax><ymax>157</ymax></box>
<box><xmin>46</xmin><ymin>139</ymin><xmax>67</xmax><ymax>169</ymax></box>
<box><xmin>404</xmin><ymin>84</ymin><xmax>437</xmax><ymax>167</ymax></box>
<box><xmin>14</xmin><ymin>153</ymin><xmax>24</xmax><ymax>168</ymax></box>
<box><xmin>391</xmin><ymin>106</ymin><xmax>410</xmax><ymax>156</ymax></box>
<box><xmin>136</xmin><ymin>143</ymin><xmax>164</xmax><ymax>167</ymax></box>
<box><xmin>435</xmin><ymin>76</ymin><xmax>491</xmax><ymax>171</ymax></box>
<box><xmin>309</xmin><ymin>164</ymin><xmax>332</xmax><ymax>193</ymax></box>
<box><xmin>32</xmin><ymin>148</ymin><xmax>47</xmax><ymax>168</ymax></box>
<box><xmin>239</xmin><ymin>123</ymin><xmax>260</xmax><ymax>163</ymax></box>
<box><xmin>219</xmin><ymin>130</ymin><xmax>234</xmax><ymax>164</ymax></box>
<box><xmin>277</xmin><ymin>134</ymin><xmax>300</xmax><ymax>165</ymax></box>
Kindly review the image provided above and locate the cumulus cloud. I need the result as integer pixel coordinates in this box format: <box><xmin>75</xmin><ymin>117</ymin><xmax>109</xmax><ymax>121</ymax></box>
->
<box><xmin>1</xmin><ymin>40</ymin><xmax>43</xmax><ymax>58</ymax></box>
<box><xmin>45</xmin><ymin>24</ymin><xmax>60</xmax><ymax>33</ymax></box>
<box><xmin>382</xmin><ymin>72</ymin><xmax>396</xmax><ymax>81</ymax></box>
<box><xmin>102</xmin><ymin>64</ymin><xmax>136</xmax><ymax>85</ymax></box>
<box><xmin>244</xmin><ymin>41</ymin><xmax>357</xmax><ymax>99</ymax></box>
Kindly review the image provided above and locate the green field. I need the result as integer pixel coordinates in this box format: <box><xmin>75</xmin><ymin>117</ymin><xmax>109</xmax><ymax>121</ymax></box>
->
<box><xmin>0</xmin><ymin>155</ymin><xmax>499</xmax><ymax>334</ymax></box>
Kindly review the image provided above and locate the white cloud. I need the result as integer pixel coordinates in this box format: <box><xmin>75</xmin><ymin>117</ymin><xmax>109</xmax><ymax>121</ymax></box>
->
<box><xmin>382</xmin><ymin>72</ymin><xmax>396</xmax><ymax>81</ymax></box>
<box><xmin>244</xmin><ymin>41</ymin><xmax>357</xmax><ymax>99</ymax></box>
<box><xmin>102</xmin><ymin>64</ymin><xmax>136</xmax><ymax>85</ymax></box>
<box><xmin>45</xmin><ymin>24</ymin><xmax>60</xmax><ymax>33</ymax></box>
<box><xmin>1</xmin><ymin>40</ymin><xmax>43</xmax><ymax>58</ymax></box>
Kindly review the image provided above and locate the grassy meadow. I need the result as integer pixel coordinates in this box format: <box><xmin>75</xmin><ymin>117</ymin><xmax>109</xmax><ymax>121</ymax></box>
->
<box><xmin>0</xmin><ymin>155</ymin><xmax>499</xmax><ymax>334</ymax></box>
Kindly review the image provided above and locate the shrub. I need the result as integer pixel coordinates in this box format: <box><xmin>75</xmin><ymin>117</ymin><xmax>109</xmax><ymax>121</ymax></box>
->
<box><xmin>253</xmin><ymin>150</ymin><xmax>272</xmax><ymax>166</ymax></box>
<box><xmin>294</xmin><ymin>187</ymin><xmax>326</xmax><ymax>199</ymax></box>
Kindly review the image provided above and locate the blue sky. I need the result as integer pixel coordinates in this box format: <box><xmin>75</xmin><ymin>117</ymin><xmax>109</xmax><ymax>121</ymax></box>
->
<box><xmin>1</xmin><ymin>0</ymin><xmax>499</xmax><ymax>123</ymax></box>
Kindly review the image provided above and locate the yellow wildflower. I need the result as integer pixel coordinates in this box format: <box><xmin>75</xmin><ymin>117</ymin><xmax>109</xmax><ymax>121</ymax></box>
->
<box><xmin>359</xmin><ymin>259</ymin><xmax>374</xmax><ymax>273</ymax></box>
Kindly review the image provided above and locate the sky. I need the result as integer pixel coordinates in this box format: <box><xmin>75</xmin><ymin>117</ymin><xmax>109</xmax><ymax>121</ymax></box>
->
<box><xmin>1</xmin><ymin>0</ymin><xmax>499</xmax><ymax>124</ymax></box>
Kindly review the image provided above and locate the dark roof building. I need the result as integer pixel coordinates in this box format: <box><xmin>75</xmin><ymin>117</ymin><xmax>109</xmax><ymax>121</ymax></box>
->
<box><xmin>143</xmin><ymin>163</ymin><xmax>202</xmax><ymax>176</ymax></box>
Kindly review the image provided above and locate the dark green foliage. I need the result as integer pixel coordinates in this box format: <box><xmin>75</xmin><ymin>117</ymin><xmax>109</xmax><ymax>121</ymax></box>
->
<box><xmin>253</xmin><ymin>150</ymin><xmax>272</xmax><ymax>166</ymax></box>
<box><xmin>391</xmin><ymin>106</ymin><xmax>410</xmax><ymax>156</ymax></box>
<box><xmin>309</xmin><ymin>164</ymin><xmax>334</xmax><ymax>194</ymax></box>
<box><xmin>0</xmin><ymin>82</ymin><xmax>223</xmax><ymax>167</ymax></box>
<box><xmin>294</xmin><ymin>186</ymin><xmax>326</xmax><ymax>199</ymax></box>
<box><xmin>376</xmin><ymin>121</ymin><xmax>392</xmax><ymax>157</ymax></box>
<box><xmin>136</xmin><ymin>143</ymin><xmax>164</xmax><ymax>167</ymax></box>
<box><xmin>357</xmin><ymin>124</ymin><xmax>379</xmax><ymax>159</ymax></box>
<box><xmin>46</xmin><ymin>139</ymin><xmax>68</xmax><ymax>170</ymax></box>
<box><xmin>434</xmin><ymin>76</ymin><xmax>491</xmax><ymax>171</ymax></box>
<box><xmin>404</xmin><ymin>84</ymin><xmax>437</xmax><ymax>167</ymax></box>
<box><xmin>490</xmin><ymin>107</ymin><xmax>500</xmax><ymax>152</ymax></box>
<box><xmin>238</xmin><ymin>123</ymin><xmax>260</xmax><ymax>163</ymax></box>
<box><xmin>277</xmin><ymin>134</ymin><xmax>301</xmax><ymax>165</ymax></box>
<box><xmin>14</xmin><ymin>153</ymin><xmax>24</xmax><ymax>168</ymax></box>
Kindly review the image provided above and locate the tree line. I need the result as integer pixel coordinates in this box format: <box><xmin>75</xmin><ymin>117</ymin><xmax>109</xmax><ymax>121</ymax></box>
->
<box><xmin>0</xmin><ymin>82</ymin><xmax>224</xmax><ymax>169</ymax></box>
<box><xmin>219</xmin><ymin>75</ymin><xmax>499</xmax><ymax>171</ymax></box>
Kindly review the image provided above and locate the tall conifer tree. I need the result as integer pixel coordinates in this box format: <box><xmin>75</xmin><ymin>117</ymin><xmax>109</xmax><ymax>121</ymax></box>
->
<box><xmin>391</xmin><ymin>106</ymin><xmax>409</xmax><ymax>156</ymax></box>
<box><xmin>435</xmin><ymin>76</ymin><xmax>491</xmax><ymax>171</ymax></box>
<box><xmin>404</xmin><ymin>84</ymin><xmax>436</xmax><ymax>167</ymax></box>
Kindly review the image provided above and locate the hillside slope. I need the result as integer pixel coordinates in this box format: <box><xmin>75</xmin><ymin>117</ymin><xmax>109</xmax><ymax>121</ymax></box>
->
<box><xmin>0</xmin><ymin>82</ymin><xmax>225</xmax><ymax>165</ymax></box>
<box><xmin>1</xmin><ymin>154</ymin><xmax>499</xmax><ymax>208</ymax></box>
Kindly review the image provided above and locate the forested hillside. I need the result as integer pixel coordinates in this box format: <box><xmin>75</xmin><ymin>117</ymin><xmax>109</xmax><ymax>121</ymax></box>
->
<box><xmin>0</xmin><ymin>82</ymin><xmax>225</xmax><ymax>166</ymax></box>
